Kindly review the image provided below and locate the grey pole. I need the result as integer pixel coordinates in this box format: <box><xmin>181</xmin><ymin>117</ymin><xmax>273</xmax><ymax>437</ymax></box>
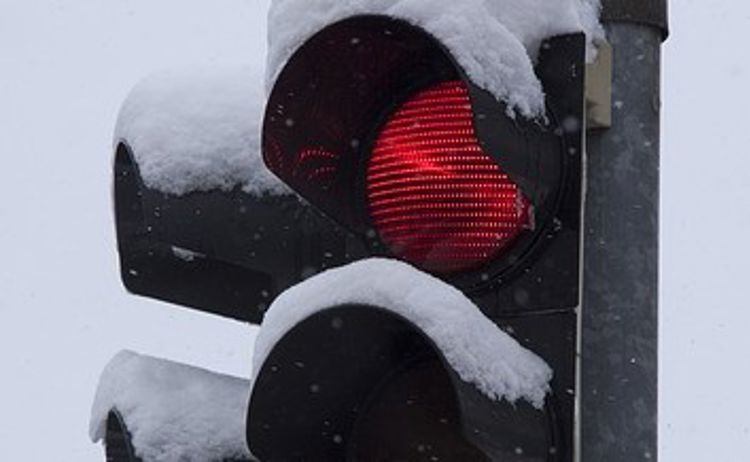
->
<box><xmin>581</xmin><ymin>1</ymin><xmax>668</xmax><ymax>461</ymax></box>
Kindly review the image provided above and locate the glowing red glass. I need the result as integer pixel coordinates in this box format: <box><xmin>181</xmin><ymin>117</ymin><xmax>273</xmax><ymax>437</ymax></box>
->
<box><xmin>367</xmin><ymin>80</ymin><xmax>532</xmax><ymax>274</ymax></box>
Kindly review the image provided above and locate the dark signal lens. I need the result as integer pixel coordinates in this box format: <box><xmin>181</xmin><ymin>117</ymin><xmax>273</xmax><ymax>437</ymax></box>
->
<box><xmin>367</xmin><ymin>81</ymin><xmax>532</xmax><ymax>274</ymax></box>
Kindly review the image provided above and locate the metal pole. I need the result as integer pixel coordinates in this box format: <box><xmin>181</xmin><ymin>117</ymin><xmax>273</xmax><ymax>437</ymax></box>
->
<box><xmin>581</xmin><ymin>1</ymin><xmax>668</xmax><ymax>461</ymax></box>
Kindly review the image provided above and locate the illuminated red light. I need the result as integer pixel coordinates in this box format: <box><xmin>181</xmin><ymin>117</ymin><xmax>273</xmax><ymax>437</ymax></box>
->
<box><xmin>367</xmin><ymin>81</ymin><xmax>532</xmax><ymax>274</ymax></box>
<box><xmin>292</xmin><ymin>147</ymin><xmax>338</xmax><ymax>187</ymax></box>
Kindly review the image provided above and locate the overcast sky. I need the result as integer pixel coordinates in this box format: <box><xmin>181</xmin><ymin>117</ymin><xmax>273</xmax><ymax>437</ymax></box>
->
<box><xmin>1</xmin><ymin>1</ymin><xmax>748</xmax><ymax>461</ymax></box>
<box><xmin>660</xmin><ymin>0</ymin><xmax>750</xmax><ymax>459</ymax></box>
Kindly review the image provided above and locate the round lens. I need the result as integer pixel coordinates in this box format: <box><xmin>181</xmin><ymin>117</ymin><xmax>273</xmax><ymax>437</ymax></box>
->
<box><xmin>367</xmin><ymin>81</ymin><xmax>532</xmax><ymax>274</ymax></box>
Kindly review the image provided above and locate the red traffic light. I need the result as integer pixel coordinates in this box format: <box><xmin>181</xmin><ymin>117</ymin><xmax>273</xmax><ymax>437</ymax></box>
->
<box><xmin>261</xmin><ymin>13</ymin><xmax>587</xmax><ymax>299</ymax></box>
<box><xmin>254</xmin><ymin>15</ymin><xmax>587</xmax><ymax>462</ymax></box>
<box><xmin>261</xmin><ymin>16</ymin><xmax>577</xmax><ymax>288</ymax></box>
<box><xmin>367</xmin><ymin>80</ymin><xmax>532</xmax><ymax>274</ymax></box>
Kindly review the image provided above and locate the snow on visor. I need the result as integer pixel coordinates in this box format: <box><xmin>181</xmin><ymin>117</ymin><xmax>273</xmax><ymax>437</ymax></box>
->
<box><xmin>253</xmin><ymin>258</ymin><xmax>553</xmax><ymax>408</ymax></box>
<box><xmin>267</xmin><ymin>0</ymin><xmax>603</xmax><ymax>118</ymax></box>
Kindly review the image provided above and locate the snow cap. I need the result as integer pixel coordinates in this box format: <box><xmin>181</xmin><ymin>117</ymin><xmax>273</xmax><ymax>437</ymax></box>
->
<box><xmin>90</xmin><ymin>351</ymin><xmax>254</xmax><ymax>462</ymax></box>
<box><xmin>115</xmin><ymin>65</ymin><xmax>290</xmax><ymax>197</ymax></box>
<box><xmin>267</xmin><ymin>0</ymin><xmax>603</xmax><ymax>117</ymax></box>
<box><xmin>253</xmin><ymin>258</ymin><xmax>553</xmax><ymax>408</ymax></box>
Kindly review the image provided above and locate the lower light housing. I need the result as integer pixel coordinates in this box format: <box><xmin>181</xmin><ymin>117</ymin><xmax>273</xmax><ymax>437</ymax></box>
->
<box><xmin>367</xmin><ymin>81</ymin><xmax>532</xmax><ymax>274</ymax></box>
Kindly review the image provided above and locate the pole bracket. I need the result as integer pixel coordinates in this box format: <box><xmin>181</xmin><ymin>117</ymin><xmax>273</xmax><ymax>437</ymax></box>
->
<box><xmin>585</xmin><ymin>41</ymin><xmax>613</xmax><ymax>130</ymax></box>
<box><xmin>601</xmin><ymin>0</ymin><xmax>669</xmax><ymax>40</ymax></box>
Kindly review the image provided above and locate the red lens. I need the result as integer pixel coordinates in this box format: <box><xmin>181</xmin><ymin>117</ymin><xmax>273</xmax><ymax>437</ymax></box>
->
<box><xmin>367</xmin><ymin>81</ymin><xmax>532</xmax><ymax>274</ymax></box>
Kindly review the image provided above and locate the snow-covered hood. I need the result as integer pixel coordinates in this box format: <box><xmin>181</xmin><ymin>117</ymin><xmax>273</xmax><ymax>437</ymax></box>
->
<box><xmin>267</xmin><ymin>0</ymin><xmax>603</xmax><ymax>117</ymax></box>
<box><xmin>89</xmin><ymin>351</ymin><xmax>254</xmax><ymax>461</ymax></box>
<box><xmin>253</xmin><ymin>258</ymin><xmax>553</xmax><ymax>408</ymax></box>
<box><xmin>114</xmin><ymin>65</ymin><xmax>291</xmax><ymax>197</ymax></box>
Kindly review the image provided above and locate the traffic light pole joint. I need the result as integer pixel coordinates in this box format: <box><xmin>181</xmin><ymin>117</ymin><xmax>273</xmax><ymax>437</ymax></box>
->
<box><xmin>601</xmin><ymin>0</ymin><xmax>669</xmax><ymax>40</ymax></box>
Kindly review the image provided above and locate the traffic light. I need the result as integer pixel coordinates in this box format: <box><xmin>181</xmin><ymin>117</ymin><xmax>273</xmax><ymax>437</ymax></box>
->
<box><xmin>248</xmin><ymin>15</ymin><xmax>585</xmax><ymax>462</ymax></box>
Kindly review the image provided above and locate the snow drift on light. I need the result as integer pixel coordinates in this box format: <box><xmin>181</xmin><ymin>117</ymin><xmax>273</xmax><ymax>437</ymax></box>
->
<box><xmin>253</xmin><ymin>258</ymin><xmax>553</xmax><ymax>408</ymax></box>
<box><xmin>115</xmin><ymin>65</ymin><xmax>290</xmax><ymax>196</ymax></box>
<box><xmin>267</xmin><ymin>0</ymin><xmax>603</xmax><ymax>117</ymax></box>
<box><xmin>90</xmin><ymin>350</ymin><xmax>254</xmax><ymax>462</ymax></box>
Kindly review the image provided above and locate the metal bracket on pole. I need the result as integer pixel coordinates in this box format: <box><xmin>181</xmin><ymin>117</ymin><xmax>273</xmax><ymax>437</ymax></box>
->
<box><xmin>601</xmin><ymin>0</ymin><xmax>670</xmax><ymax>40</ymax></box>
<box><xmin>586</xmin><ymin>41</ymin><xmax>613</xmax><ymax>130</ymax></box>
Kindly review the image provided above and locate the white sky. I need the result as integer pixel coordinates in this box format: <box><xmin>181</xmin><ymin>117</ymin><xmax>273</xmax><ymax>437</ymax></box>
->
<box><xmin>661</xmin><ymin>0</ymin><xmax>750</xmax><ymax>459</ymax></box>
<box><xmin>0</xmin><ymin>1</ymin><xmax>748</xmax><ymax>460</ymax></box>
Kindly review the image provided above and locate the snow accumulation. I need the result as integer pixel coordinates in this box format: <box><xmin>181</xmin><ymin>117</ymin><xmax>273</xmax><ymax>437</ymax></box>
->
<box><xmin>115</xmin><ymin>65</ymin><xmax>290</xmax><ymax>197</ymax></box>
<box><xmin>253</xmin><ymin>258</ymin><xmax>553</xmax><ymax>408</ymax></box>
<box><xmin>116</xmin><ymin>2</ymin><xmax>602</xmax><ymax>195</ymax></box>
<box><xmin>90</xmin><ymin>350</ymin><xmax>254</xmax><ymax>462</ymax></box>
<box><xmin>267</xmin><ymin>0</ymin><xmax>604</xmax><ymax>118</ymax></box>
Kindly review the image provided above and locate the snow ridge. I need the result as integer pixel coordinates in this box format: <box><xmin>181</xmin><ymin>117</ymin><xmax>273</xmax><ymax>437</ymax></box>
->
<box><xmin>253</xmin><ymin>258</ymin><xmax>553</xmax><ymax>408</ymax></box>
<box><xmin>115</xmin><ymin>2</ymin><xmax>602</xmax><ymax>195</ymax></box>
<box><xmin>114</xmin><ymin>65</ymin><xmax>290</xmax><ymax>197</ymax></box>
<box><xmin>267</xmin><ymin>0</ymin><xmax>603</xmax><ymax>118</ymax></box>
<box><xmin>89</xmin><ymin>350</ymin><xmax>254</xmax><ymax>462</ymax></box>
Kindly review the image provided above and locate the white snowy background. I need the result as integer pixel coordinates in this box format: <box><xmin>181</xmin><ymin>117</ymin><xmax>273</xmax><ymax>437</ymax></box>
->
<box><xmin>0</xmin><ymin>0</ymin><xmax>748</xmax><ymax>460</ymax></box>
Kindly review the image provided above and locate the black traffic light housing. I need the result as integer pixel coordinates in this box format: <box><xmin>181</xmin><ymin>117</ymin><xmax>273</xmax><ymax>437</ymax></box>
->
<box><xmin>251</xmin><ymin>15</ymin><xmax>586</xmax><ymax>462</ymax></box>
<box><xmin>111</xmin><ymin>13</ymin><xmax>586</xmax><ymax>462</ymax></box>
